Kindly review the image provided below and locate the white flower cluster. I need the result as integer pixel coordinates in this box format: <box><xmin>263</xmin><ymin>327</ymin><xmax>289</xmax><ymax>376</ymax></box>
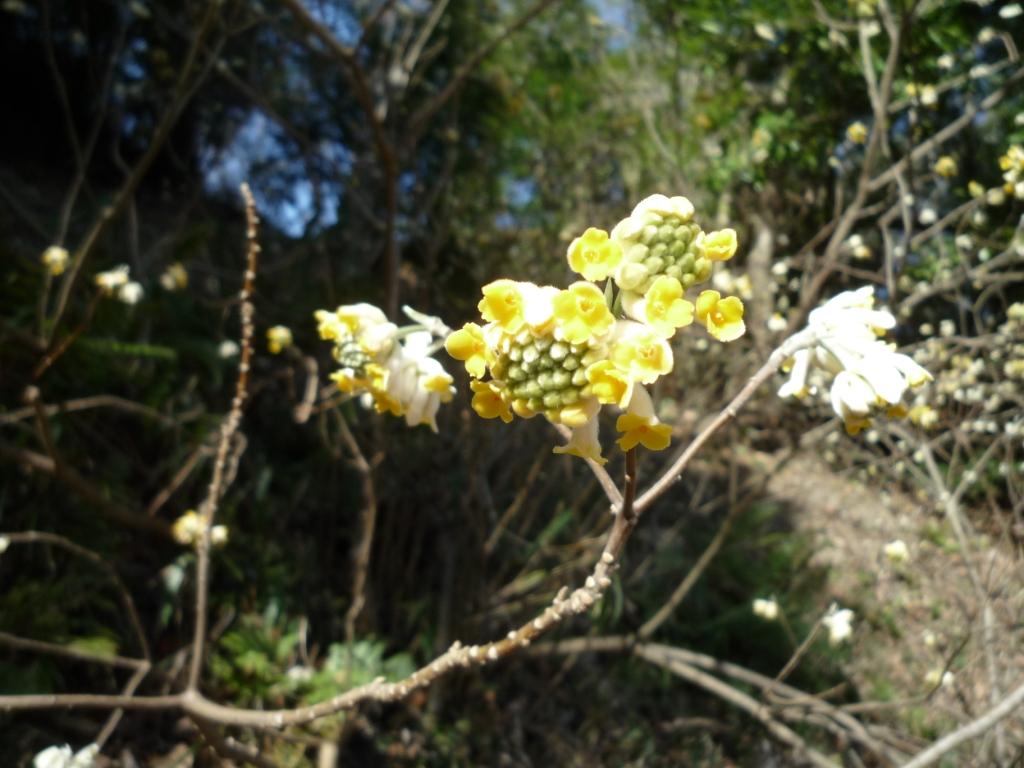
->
<box><xmin>318</xmin><ymin>304</ymin><xmax>454</xmax><ymax>432</ymax></box>
<box><xmin>823</xmin><ymin>603</ymin><xmax>855</xmax><ymax>646</ymax></box>
<box><xmin>778</xmin><ymin>287</ymin><xmax>931</xmax><ymax>434</ymax></box>
<box><xmin>33</xmin><ymin>744</ymin><xmax>98</xmax><ymax>768</ymax></box>
<box><xmin>94</xmin><ymin>264</ymin><xmax>144</xmax><ymax>305</ymax></box>
<box><xmin>172</xmin><ymin>510</ymin><xmax>228</xmax><ymax>548</ymax></box>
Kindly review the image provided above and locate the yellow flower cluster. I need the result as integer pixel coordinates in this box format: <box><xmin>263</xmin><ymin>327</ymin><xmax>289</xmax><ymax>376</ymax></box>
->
<box><xmin>317</xmin><ymin>303</ymin><xmax>454</xmax><ymax>431</ymax></box>
<box><xmin>999</xmin><ymin>144</ymin><xmax>1024</xmax><ymax>198</ymax></box>
<box><xmin>446</xmin><ymin>194</ymin><xmax>746</xmax><ymax>463</ymax></box>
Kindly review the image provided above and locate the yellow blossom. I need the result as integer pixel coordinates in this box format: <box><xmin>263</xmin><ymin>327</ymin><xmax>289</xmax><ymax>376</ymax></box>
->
<box><xmin>585</xmin><ymin>359</ymin><xmax>633</xmax><ymax>407</ymax></box>
<box><xmin>160</xmin><ymin>261</ymin><xmax>188</xmax><ymax>291</ymax></box>
<box><xmin>478</xmin><ymin>279</ymin><xmax>526</xmax><ymax>333</ymax></box>
<box><xmin>567</xmin><ymin>227</ymin><xmax>623</xmax><ymax>281</ymax></box>
<box><xmin>444</xmin><ymin>322</ymin><xmax>490</xmax><ymax>378</ymax></box>
<box><xmin>610</xmin><ymin>324</ymin><xmax>674</xmax><ymax>384</ymax></box>
<box><xmin>552</xmin><ymin>281</ymin><xmax>614</xmax><ymax>344</ymax></box>
<box><xmin>423</xmin><ymin>373</ymin><xmax>455</xmax><ymax>402</ymax></box>
<box><xmin>846</xmin><ymin>121</ymin><xmax>868</xmax><ymax>144</ymax></box>
<box><xmin>640</xmin><ymin>276</ymin><xmax>694</xmax><ymax>338</ymax></box>
<box><xmin>967</xmin><ymin>180</ymin><xmax>985</xmax><ymax>198</ymax></box>
<box><xmin>934</xmin><ymin>155</ymin><xmax>957</xmax><ymax>178</ymax></box>
<box><xmin>702</xmin><ymin>228</ymin><xmax>738</xmax><ymax>261</ymax></box>
<box><xmin>470</xmin><ymin>380</ymin><xmax>513</xmax><ymax>423</ymax></box>
<box><xmin>41</xmin><ymin>246</ymin><xmax>69</xmax><ymax>276</ymax></box>
<box><xmin>315</xmin><ymin>310</ymin><xmax>347</xmax><ymax>341</ymax></box>
<box><xmin>615</xmin><ymin>413</ymin><xmax>672</xmax><ymax>451</ymax></box>
<box><xmin>267</xmin><ymin>325</ymin><xmax>293</xmax><ymax>354</ymax></box>
<box><xmin>371</xmin><ymin>388</ymin><xmax>403</xmax><ymax>416</ymax></box>
<box><xmin>330</xmin><ymin>370</ymin><xmax>362</xmax><ymax>393</ymax></box>
<box><xmin>695</xmin><ymin>290</ymin><xmax>746</xmax><ymax>342</ymax></box>
<box><xmin>553</xmin><ymin>412</ymin><xmax>605</xmax><ymax>463</ymax></box>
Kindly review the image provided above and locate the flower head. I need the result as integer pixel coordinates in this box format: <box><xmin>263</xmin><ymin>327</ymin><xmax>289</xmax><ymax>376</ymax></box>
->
<box><xmin>267</xmin><ymin>325</ymin><xmax>293</xmax><ymax>354</ymax></box>
<box><xmin>552</xmin><ymin>281</ymin><xmax>614</xmax><ymax>344</ymax></box>
<box><xmin>846</xmin><ymin>121</ymin><xmax>868</xmax><ymax>144</ymax></box>
<box><xmin>159</xmin><ymin>261</ymin><xmax>188</xmax><ymax>291</ymax></box>
<box><xmin>752</xmin><ymin>597</ymin><xmax>780</xmax><ymax>620</ymax></box>
<box><xmin>41</xmin><ymin>246</ymin><xmax>69</xmax><ymax>276</ymax></box>
<box><xmin>118</xmin><ymin>281</ymin><xmax>144</xmax><ymax>305</ymax></box>
<box><xmin>934</xmin><ymin>155</ymin><xmax>957</xmax><ymax>178</ymax></box>
<box><xmin>623</xmin><ymin>276</ymin><xmax>694</xmax><ymax>338</ymax></box>
<box><xmin>94</xmin><ymin>264</ymin><xmax>130</xmax><ymax>295</ymax></box>
<box><xmin>702</xmin><ymin>228</ymin><xmax>738</xmax><ymax>262</ymax></box>
<box><xmin>470</xmin><ymin>379</ymin><xmax>513</xmax><ymax>423</ymax></box>
<box><xmin>823</xmin><ymin>604</ymin><xmax>855</xmax><ymax>645</ymax></box>
<box><xmin>567</xmin><ymin>227</ymin><xmax>623</xmax><ymax>281</ymax></box>
<box><xmin>610</xmin><ymin>322</ymin><xmax>673</xmax><ymax>384</ymax></box>
<box><xmin>695</xmin><ymin>290</ymin><xmax>746</xmax><ymax>342</ymax></box>
<box><xmin>778</xmin><ymin>286</ymin><xmax>931</xmax><ymax>433</ymax></box>
<box><xmin>883</xmin><ymin>539</ymin><xmax>909</xmax><ymax>563</ymax></box>
<box><xmin>479</xmin><ymin>279</ymin><xmax>526</xmax><ymax>333</ymax></box>
<box><xmin>318</xmin><ymin>304</ymin><xmax>455</xmax><ymax>431</ymax></box>
<box><xmin>444</xmin><ymin>322</ymin><xmax>490</xmax><ymax>378</ymax></box>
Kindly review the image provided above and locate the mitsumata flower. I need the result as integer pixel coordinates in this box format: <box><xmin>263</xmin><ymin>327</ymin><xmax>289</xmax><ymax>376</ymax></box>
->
<box><xmin>695</xmin><ymin>290</ymin><xmax>746</xmax><ymax>342</ymax></box>
<box><xmin>267</xmin><ymin>325</ymin><xmax>293</xmax><ymax>354</ymax></box>
<box><xmin>778</xmin><ymin>286</ymin><xmax>932</xmax><ymax>434</ymax></box>
<box><xmin>41</xmin><ymin>245</ymin><xmax>69</xmax><ymax>276</ymax></box>
<box><xmin>446</xmin><ymin>194</ymin><xmax>746</xmax><ymax>462</ymax></box>
<box><xmin>317</xmin><ymin>304</ymin><xmax>455</xmax><ymax>431</ymax></box>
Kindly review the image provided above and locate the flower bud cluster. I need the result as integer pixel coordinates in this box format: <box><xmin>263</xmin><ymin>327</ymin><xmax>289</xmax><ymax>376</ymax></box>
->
<box><xmin>999</xmin><ymin>144</ymin><xmax>1024</xmax><ymax>199</ymax></box>
<box><xmin>778</xmin><ymin>287</ymin><xmax>932</xmax><ymax>434</ymax></box>
<box><xmin>172</xmin><ymin>510</ymin><xmax>228</xmax><ymax>549</ymax></box>
<box><xmin>446</xmin><ymin>194</ymin><xmax>747</xmax><ymax>463</ymax></box>
<box><xmin>905</xmin><ymin>302</ymin><xmax>1024</xmax><ymax>442</ymax></box>
<box><xmin>316</xmin><ymin>303</ymin><xmax>454</xmax><ymax>432</ymax></box>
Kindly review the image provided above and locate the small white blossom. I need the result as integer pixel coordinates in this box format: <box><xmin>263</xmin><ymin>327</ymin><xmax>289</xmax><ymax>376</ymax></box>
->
<box><xmin>753</xmin><ymin>597</ymin><xmax>780</xmax><ymax>620</ymax></box>
<box><xmin>925</xmin><ymin>668</ymin><xmax>955</xmax><ymax>688</ymax></box>
<box><xmin>41</xmin><ymin>246</ymin><xmax>70</xmax><ymax>276</ymax></box>
<box><xmin>117</xmin><ymin>281</ymin><xmax>144</xmax><ymax>305</ymax></box>
<box><xmin>883</xmin><ymin>539</ymin><xmax>909</xmax><ymax>563</ymax></box>
<box><xmin>0</xmin><ymin>535</ymin><xmax>8</xmax><ymax>554</ymax></box>
<box><xmin>218</xmin><ymin>340</ymin><xmax>240</xmax><ymax>358</ymax></box>
<box><xmin>33</xmin><ymin>743</ymin><xmax>99</xmax><ymax>768</ymax></box>
<box><xmin>94</xmin><ymin>264</ymin><xmax>130</xmax><ymax>295</ymax></box>
<box><xmin>823</xmin><ymin>604</ymin><xmax>855</xmax><ymax>645</ymax></box>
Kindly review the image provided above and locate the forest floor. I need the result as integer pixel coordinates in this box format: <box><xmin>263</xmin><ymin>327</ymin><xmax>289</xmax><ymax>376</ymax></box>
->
<box><xmin>761</xmin><ymin>449</ymin><xmax>1024</xmax><ymax>754</ymax></box>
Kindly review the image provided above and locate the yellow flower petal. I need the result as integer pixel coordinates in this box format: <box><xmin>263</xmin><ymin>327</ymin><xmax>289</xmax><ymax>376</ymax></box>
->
<box><xmin>552</xmin><ymin>281</ymin><xmax>614</xmax><ymax>344</ymax></box>
<box><xmin>470</xmin><ymin>380</ymin><xmax>513</xmax><ymax>423</ymax></box>
<box><xmin>695</xmin><ymin>290</ymin><xmax>745</xmax><ymax>342</ymax></box>
<box><xmin>702</xmin><ymin>228</ymin><xmax>738</xmax><ymax>262</ymax></box>
<box><xmin>567</xmin><ymin>227</ymin><xmax>623</xmax><ymax>281</ymax></box>
<box><xmin>479</xmin><ymin>279</ymin><xmax>525</xmax><ymax>332</ymax></box>
<box><xmin>610</xmin><ymin>324</ymin><xmax>674</xmax><ymax>384</ymax></box>
<box><xmin>615</xmin><ymin>413</ymin><xmax>672</xmax><ymax>451</ymax></box>
<box><xmin>585</xmin><ymin>359</ymin><xmax>634</xmax><ymax>407</ymax></box>
<box><xmin>444</xmin><ymin>322</ymin><xmax>489</xmax><ymax>378</ymax></box>
<box><xmin>642</xmin><ymin>276</ymin><xmax>694</xmax><ymax>338</ymax></box>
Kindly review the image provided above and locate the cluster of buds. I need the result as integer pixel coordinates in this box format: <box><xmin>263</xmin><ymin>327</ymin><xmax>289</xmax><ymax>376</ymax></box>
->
<box><xmin>778</xmin><ymin>287</ymin><xmax>932</xmax><ymax>434</ymax></box>
<box><xmin>172</xmin><ymin>510</ymin><xmax>228</xmax><ymax>548</ymax></box>
<box><xmin>999</xmin><ymin>144</ymin><xmax>1024</xmax><ymax>199</ymax></box>
<box><xmin>94</xmin><ymin>264</ymin><xmax>144</xmax><ymax>305</ymax></box>
<box><xmin>445</xmin><ymin>194</ymin><xmax>745</xmax><ymax>463</ymax></box>
<box><xmin>317</xmin><ymin>303</ymin><xmax>454</xmax><ymax>432</ymax></box>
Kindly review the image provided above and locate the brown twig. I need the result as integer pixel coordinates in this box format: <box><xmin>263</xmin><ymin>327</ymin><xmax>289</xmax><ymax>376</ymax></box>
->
<box><xmin>337</xmin><ymin>414</ymin><xmax>380</xmax><ymax>645</ymax></box>
<box><xmin>187</xmin><ymin>182</ymin><xmax>259</xmax><ymax>692</ymax></box>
